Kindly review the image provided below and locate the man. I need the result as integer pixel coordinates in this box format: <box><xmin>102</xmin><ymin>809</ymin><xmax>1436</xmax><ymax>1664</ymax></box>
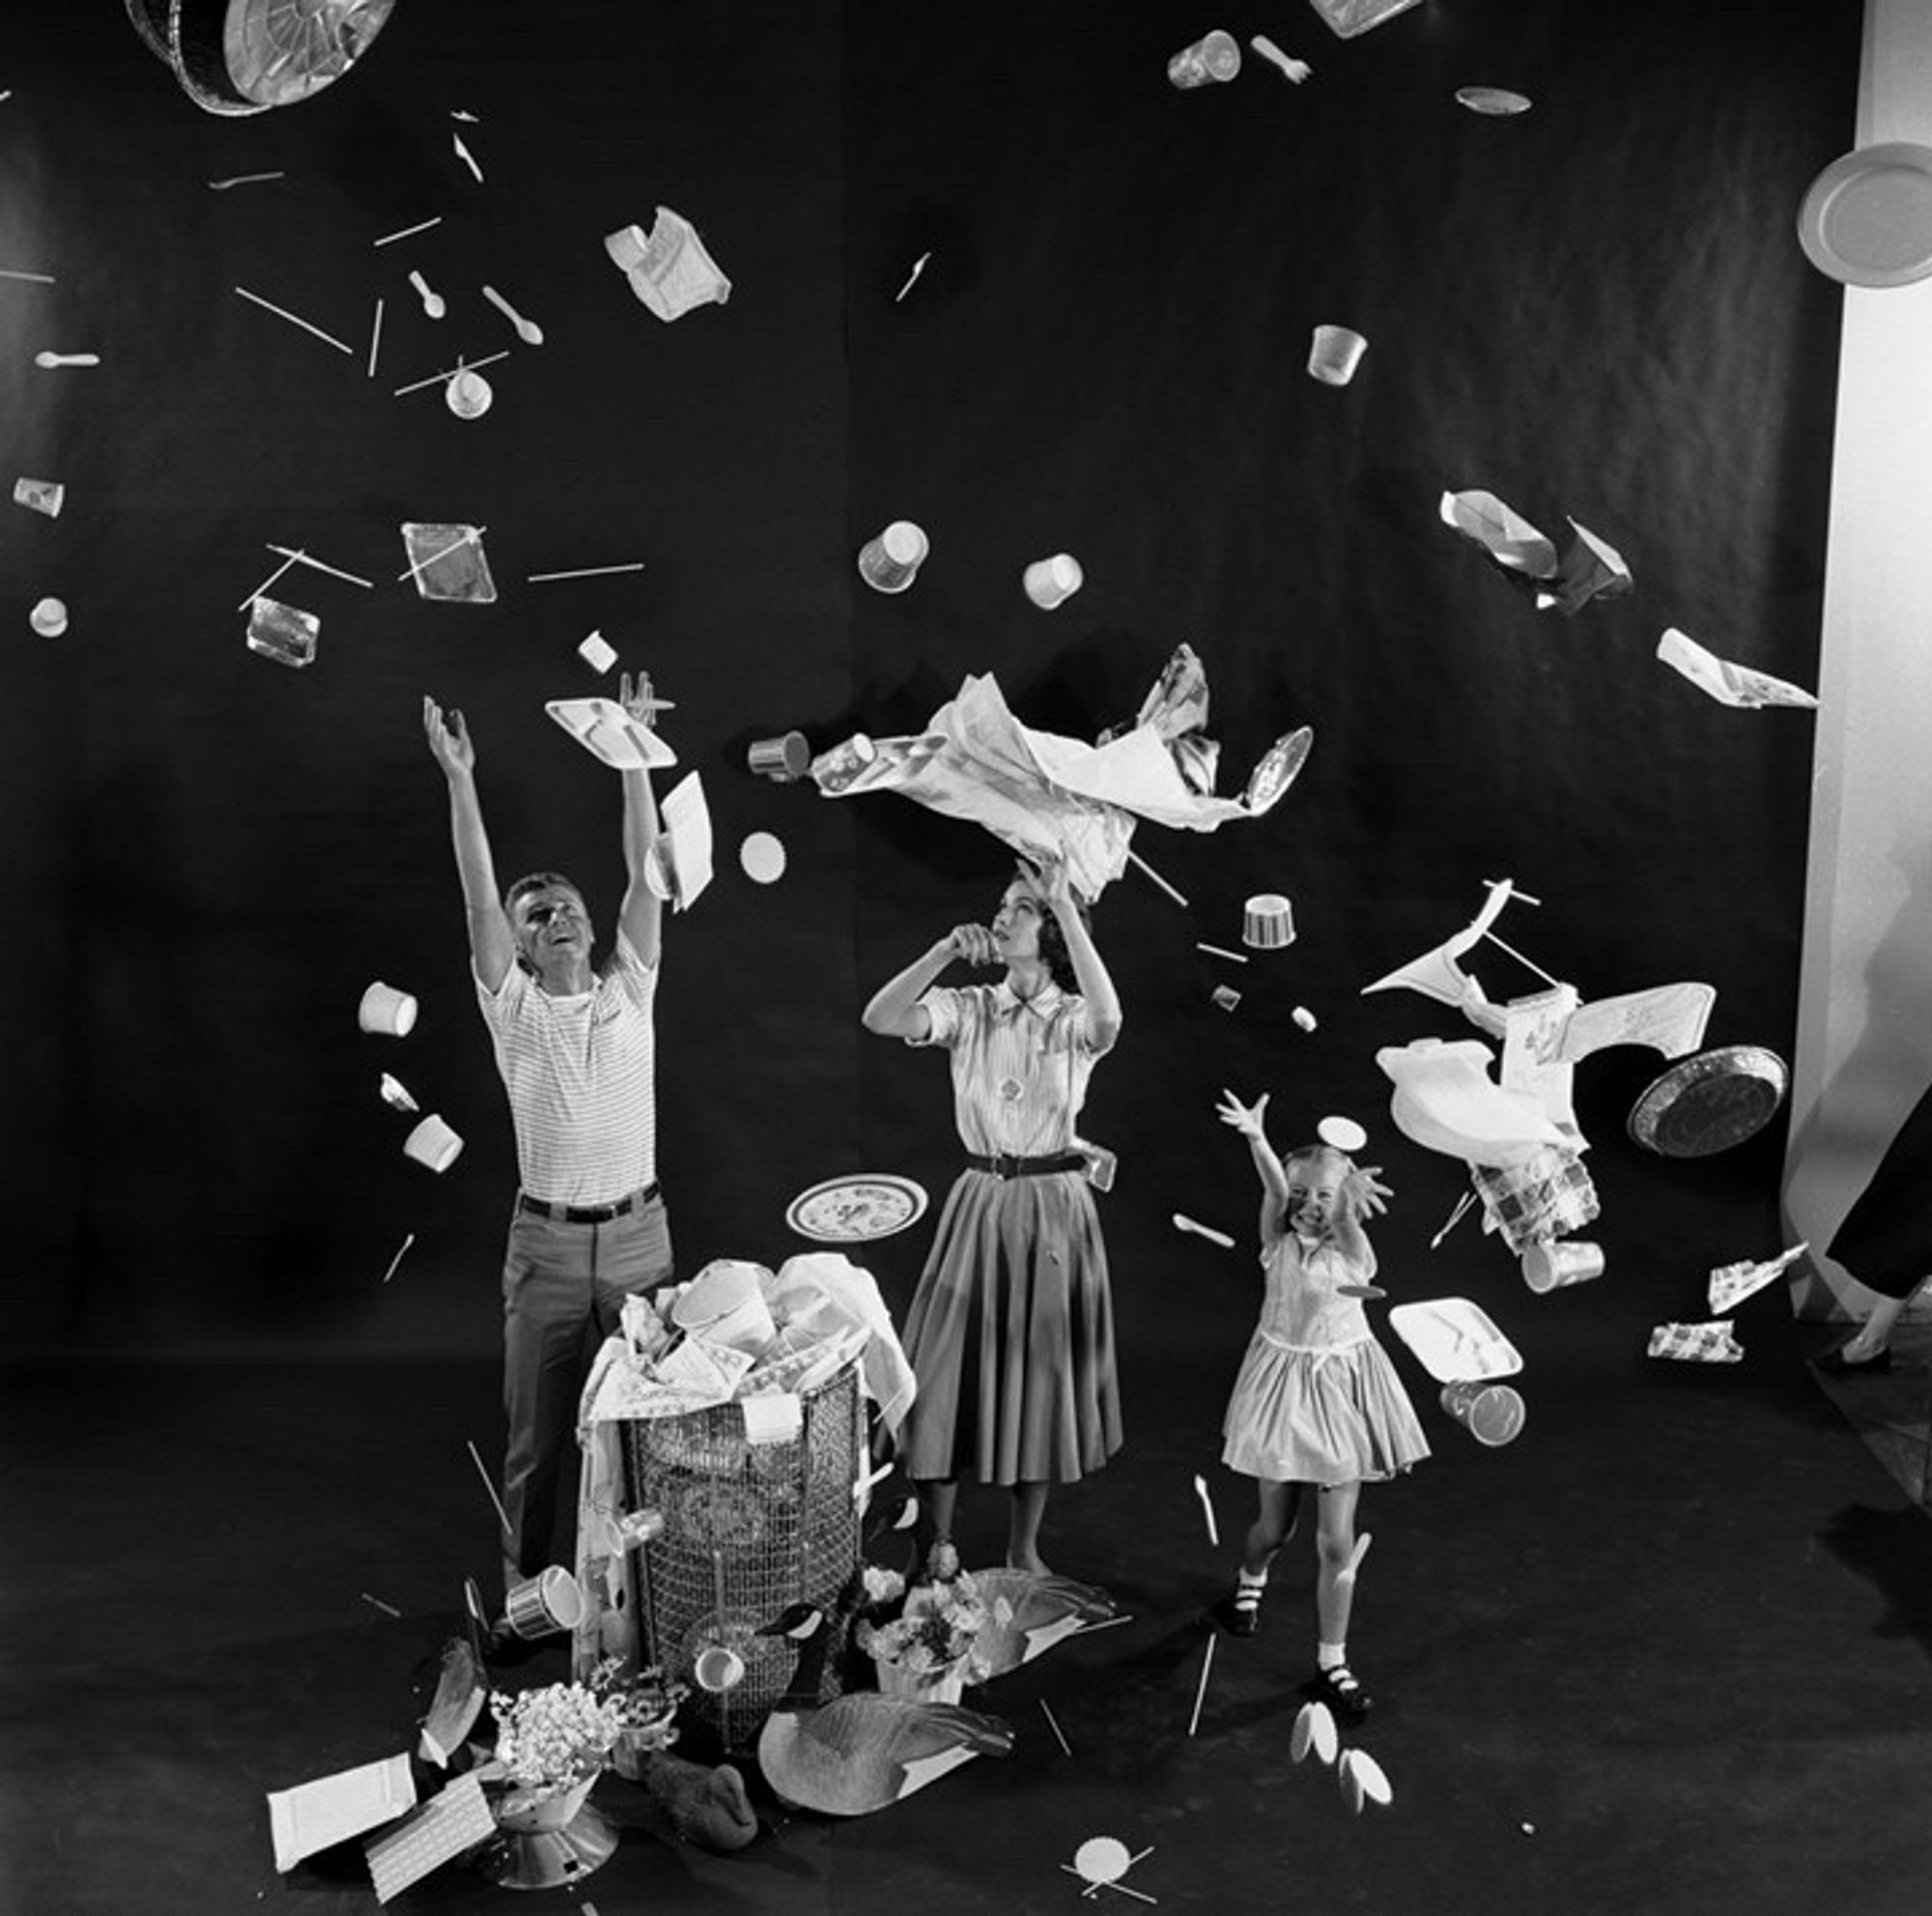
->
<box><xmin>423</xmin><ymin>675</ymin><xmax>673</xmax><ymax>1596</ymax></box>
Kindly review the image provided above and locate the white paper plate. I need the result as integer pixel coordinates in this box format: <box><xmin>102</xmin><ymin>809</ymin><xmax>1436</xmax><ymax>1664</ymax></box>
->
<box><xmin>1388</xmin><ymin>1297</ymin><xmax>1523</xmax><ymax>1384</ymax></box>
<box><xmin>785</xmin><ymin>1173</ymin><xmax>929</xmax><ymax>1243</ymax></box>
<box><xmin>1455</xmin><ymin>87</ymin><xmax>1531</xmax><ymax>116</ymax></box>
<box><xmin>545</xmin><ymin>698</ymin><xmax>678</xmax><ymax>771</ymax></box>
<box><xmin>1798</xmin><ymin>143</ymin><xmax>1932</xmax><ymax>288</ymax></box>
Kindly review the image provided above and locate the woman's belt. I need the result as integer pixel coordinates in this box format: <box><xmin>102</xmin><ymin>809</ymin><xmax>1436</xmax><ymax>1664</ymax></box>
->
<box><xmin>966</xmin><ymin>1152</ymin><xmax>1087</xmax><ymax>1180</ymax></box>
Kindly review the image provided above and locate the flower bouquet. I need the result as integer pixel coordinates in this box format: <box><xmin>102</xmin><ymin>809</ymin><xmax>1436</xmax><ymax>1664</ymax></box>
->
<box><xmin>854</xmin><ymin>1552</ymin><xmax>991</xmax><ymax>1704</ymax></box>
<box><xmin>487</xmin><ymin>1660</ymin><xmax>684</xmax><ymax>1830</ymax></box>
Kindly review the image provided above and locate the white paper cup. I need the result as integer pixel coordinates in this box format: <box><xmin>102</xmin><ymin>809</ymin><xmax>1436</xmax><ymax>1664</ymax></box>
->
<box><xmin>809</xmin><ymin>732</ymin><xmax>877</xmax><ymax>794</ymax></box>
<box><xmin>1520</xmin><ymin>1240</ymin><xmax>1605</xmax><ymax>1294</ymax></box>
<box><xmin>671</xmin><ymin>1259</ymin><xmax>777</xmax><ymax>1358</ymax></box>
<box><xmin>1439</xmin><ymin>1380</ymin><xmax>1525</xmax><ymax>1446</ymax></box>
<box><xmin>857</xmin><ymin>520</ymin><xmax>928</xmax><ymax>593</ymax></box>
<box><xmin>502</xmin><ymin>1565</ymin><xmax>585</xmax><ymax>1641</ymax></box>
<box><xmin>694</xmin><ymin>1644</ymin><xmax>746</xmax><ymax>1693</ymax></box>
<box><xmin>1168</xmin><ymin>28</ymin><xmax>1241</xmax><ymax>87</ymax></box>
<box><xmin>1308</xmin><ymin>325</ymin><xmax>1368</xmax><ymax>386</ymax></box>
<box><xmin>29</xmin><ymin>596</ymin><xmax>67</xmax><ymax>638</ymax></box>
<box><xmin>1242</xmin><ymin>894</ymin><xmax>1296</xmax><ymax>949</ymax></box>
<box><xmin>1023</xmin><ymin>554</ymin><xmax>1084</xmax><ymax>610</ymax></box>
<box><xmin>747</xmin><ymin>731</ymin><xmax>810</xmax><ymax>781</ymax></box>
<box><xmin>403</xmin><ymin>1113</ymin><xmax>464</xmax><ymax>1174</ymax></box>
<box><xmin>358</xmin><ymin>981</ymin><xmax>419</xmax><ymax>1037</ymax></box>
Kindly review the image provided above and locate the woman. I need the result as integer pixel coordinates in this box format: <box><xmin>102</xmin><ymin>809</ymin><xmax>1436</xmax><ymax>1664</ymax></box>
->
<box><xmin>862</xmin><ymin>854</ymin><xmax>1122</xmax><ymax>1573</ymax></box>
<box><xmin>1818</xmin><ymin>1079</ymin><xmax>1932</xmax><ymax>1372</ymax></box>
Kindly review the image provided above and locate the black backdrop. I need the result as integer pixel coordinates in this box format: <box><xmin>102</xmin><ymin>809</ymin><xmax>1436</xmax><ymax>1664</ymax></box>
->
<box><xmin>1</xmin><ymin>1</ymin><xmax>1858</xmax><ymax>1379</ymax></box>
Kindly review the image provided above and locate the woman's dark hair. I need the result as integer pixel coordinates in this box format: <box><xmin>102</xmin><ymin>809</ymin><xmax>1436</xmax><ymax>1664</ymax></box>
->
<box><xmin>1032</xmin><ymin>885</ymin><xmax>1091</xmax><ymax>994</ymax></box>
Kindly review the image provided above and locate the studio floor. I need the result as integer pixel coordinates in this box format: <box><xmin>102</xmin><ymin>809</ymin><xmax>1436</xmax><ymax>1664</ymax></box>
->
<box><xmin>6</xmin><ymin>1287</ymin><xmax>1932</xmax><ymax>1916</ymax></box>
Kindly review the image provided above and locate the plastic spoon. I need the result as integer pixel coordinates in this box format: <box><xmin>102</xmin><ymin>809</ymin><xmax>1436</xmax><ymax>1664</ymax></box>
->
<box><xmin>480</xmin><ymin>284</ymin><xmax>543</xmax><ymax>345</ymax></box>
<box><xmin>408</xmin><ymin>270</ymin><xmax>446</xmax><ymax>320</ymax></box>
<box><xmin>35</xmin><ymin>351</ymin><xmax>99</xmax><ymax>368</ymax></box>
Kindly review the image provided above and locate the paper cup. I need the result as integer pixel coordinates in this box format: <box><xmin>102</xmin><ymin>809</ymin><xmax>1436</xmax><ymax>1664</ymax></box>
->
<box><xmin>809</xmin><ymin>732</ymin><xmax>876</xmax><ymax>794</ymax></box>
<box><xmin>857</xmin><ymin>520</ymin><xmax>928</xmax><ymax>593</ymax></box>
<box><xmin>502</xmin><ymin>1566</ymin><xmax>585</xmax><ymax>1641</ymax></box>
<box><xmin>747</xmin><ymin>731</ymin><xmax>810</xmax><ymax>781</ymax></box>
<box><xmin>403</xmin><ymin>1113</ymin><xmax>464</xmax><ymax>1175</ymax></box>
<box><xmin>446</xmin><ymin>368</ymin><xmax>493</xmax><ymax>418</ymax></box>
<box><xmin>1439</xmin><ymin>1380</ymin><xmax>1525</xmax><ymax>1446</ymax></box>
<box><xmin>29</xmin><ymin>596</ymin><xmax>67</xmax><ymax>638</ymax></box>
<box><xmin>358</xmin><ymin>981</ymin><xmax>418</xmax><ymax>1037</ymax></box>
<box><xmin>1308</xmin><ymin>325</ymin><xmax>1368</xmax><ymax>386</ymax></box>
<box><xmin>1023</xmin><ymin>554</ymin><xmax>1084</xmax><ymax>610</ymax></box>
<box><xmin>671</xmin><ymin>1259</ymin><xmax>777</xmax><ymax>1357</ymax></box>
<box><xmin>1520</xmin><ymin>1240</ymin><xmax>1605</xmax><ymax>1294</ymax></box>
<box><xmin>1242</xmin><ymin>894</ymin><xmax>1296</xmax><ymax>950</ymax></box>
<box><xmin>694</xmin><ymin>1644</ymin><xmax>747</xmax><ymax>1693</ymax></box>
<box><xmin>1168</xmin><ymin>28</ymin><xmax>1241</xmax><ymax>87</ymax></box>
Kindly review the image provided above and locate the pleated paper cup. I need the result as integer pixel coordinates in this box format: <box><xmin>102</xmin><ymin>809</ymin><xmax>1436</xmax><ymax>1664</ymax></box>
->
<box><xmin>1439</xmin><ymin>1380</ymin><xmax>1525</xmax><ymax>1446</ymax></box>
<box><xmin>502</xmin><ymin>1565</ymin><xmax>586</xmax><ymax>1641</ymax></box>
<box><xmin>857</xmin><ymin>520</ymin><xmax>928</xmax><ymax>593</ymax></box>
<box><xmin>1242</xmin><ymin>894</ymin><xmax>1296</xmax><ymax>950</ymax></box>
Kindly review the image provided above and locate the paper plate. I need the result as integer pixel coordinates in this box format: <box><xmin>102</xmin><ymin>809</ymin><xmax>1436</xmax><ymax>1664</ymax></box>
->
<box><xmin>1319</xmin><ymin>1115</ymin><xmax>1368</xmax><ymax>1153</ymax></box>
<box><xmin>1242</xmin><ymin>727</ymin><xmax>1314</xmax><ymax>815</ymax></box>
<box><xmin>1388</xmin><ymin>1297</ymin><xmax>1523</xmax><ymax>1384</ymax></box>
<box><xmin>1798</xmin><ymin>143</ymin><xmax>1932</xmax><ymax>288</ymax></box>
<box><xmin>785</xmin><ymin>1173</ymin><xmax>929</xmax><ymax>1243</ymax></box>
<box><xmin>1456</xmin><ymin>87</ymin><xmax>1531</xmax><ymax>116</ymax></box>
<box><xmin>545</xmin><ymin>698</ymin><xmax>678</xmax><ymax>771</ymax></box>
<box><xmin>1626</xmin><ymin>1044</ymin><xmax>1788</xmax><ymax>1158</ymax></box>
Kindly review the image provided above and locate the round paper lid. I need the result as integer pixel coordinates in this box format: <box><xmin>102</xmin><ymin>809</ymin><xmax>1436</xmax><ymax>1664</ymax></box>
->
<box><xmin>1319</xmin><ymin>1115</ymin><xmax>1368</xmax><ymax>1153</ymax></box>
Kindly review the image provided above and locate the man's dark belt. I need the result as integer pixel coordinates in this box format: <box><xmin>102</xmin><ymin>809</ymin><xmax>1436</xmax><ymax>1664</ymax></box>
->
<box><xmin>966</xmin><ymin>1152</ymin><xmax>1087</xmax><ymax>1180</ymax></box>
<box><xmin>519</xmin><ymin>1182</ymin><xmax>660</xmax><ymax>1224</ymax></box>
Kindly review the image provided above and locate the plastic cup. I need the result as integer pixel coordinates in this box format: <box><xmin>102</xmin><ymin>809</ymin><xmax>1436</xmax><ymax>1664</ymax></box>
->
<box><xmin>358</xmin><ymin>981</ymin><xmax>418</xmax><ymax>1037</ymax></box>
<box><xmin>604</xmin><ymin>223</ymin><xmax>650</xmax><ymax>272</ymax></box>
<box><xmin>502</xmin><ymin>1566</ymin><xmax>585</xmax><ymax>1641</ymax></box>
<box><xmin>857</xmin><ymin>520</ymin><xmax>928</xmax><ymax>593</ymax></box>
<box><xmin>1308</xmin><ymin>325</ymin><xmax>1368</xmax><ymax>386</ymax></box>
<box><xmin>1023</xmin><ymin>554</ymin><xmax>1084</xmax><ymax>610</ymax></box>
<box><xmin>30</xmin><ymin>596</ymin><xmax>67</xmax><ymax>638</ymax></box>
<box><xmin>1439</xmin><ymin>1380</ymin><xmax>1525</xmax><ymax>1446</ymax></box>
<box><xmin>1520</xmin><ymin>1241</ymin><xmax>1605</xmax><ymax>1294</ymax></box>
<box><xmin>403</xmin><ymin>1113</ymin><xmax>464</xmax><ymax>1174</ymax></box>
<box><xmin>747</xmin><ymin>731</ymin><xmax>810</xmax><ymax>781</ymax></box>
<box><xmin>1168</xmin><ymin>28</ymin><xmax>1241</xmax><ymax>87</ymax></box>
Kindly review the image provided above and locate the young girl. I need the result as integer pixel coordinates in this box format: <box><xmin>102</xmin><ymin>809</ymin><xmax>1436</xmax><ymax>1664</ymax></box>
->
<box><xmin>1214</xmin><ymin>1089</ymin><xmax>1429</xmax><ymax>1719</ymax></box>
<box><xmin>862</xmin><ymin>854</ymin><xmax>1122</xmax><ymax>1575</ymax></box>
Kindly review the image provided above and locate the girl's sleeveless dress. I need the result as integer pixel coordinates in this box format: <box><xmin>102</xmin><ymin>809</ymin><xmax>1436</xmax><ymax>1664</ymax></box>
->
<box><xmin>1221</xmin><ymin>1232</ymin><xmax>1430</xmax><ymax>1484</ymax></box>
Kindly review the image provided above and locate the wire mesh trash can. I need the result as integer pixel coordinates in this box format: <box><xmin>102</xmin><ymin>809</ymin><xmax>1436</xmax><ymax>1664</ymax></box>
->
<box><xmin>619</xmin><ymin>1358</ymin><xmax>863</xmax><ymax>1747</ymax></box>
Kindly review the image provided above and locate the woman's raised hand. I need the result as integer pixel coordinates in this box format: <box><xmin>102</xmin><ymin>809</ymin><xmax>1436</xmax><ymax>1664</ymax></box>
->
<box><xmin>423</xmin><ymin>696</ymin><xmax>475</xmax><ymax>776</ymax></box>
<box><xmin>946</xmin><ymin>923</ymin><xmax>1000</xmax><ymax>966</ymax></box>
<box><xmin>1021</xmin><ymin>848</ymin><xmax>1074</xmax><ymax>912</ymax></box>
<box><xmin>1215</xmin><ymin>1088</ymin><xmax>1270</xmax><ymax>1137</ymax></box>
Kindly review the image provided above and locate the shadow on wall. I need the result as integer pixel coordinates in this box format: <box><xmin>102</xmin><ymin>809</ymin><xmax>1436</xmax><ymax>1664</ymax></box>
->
<box><xmin>1786</xmin><ymin>839</ymin><xmax>1932</xmax><ymax>1321</ymax></box>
